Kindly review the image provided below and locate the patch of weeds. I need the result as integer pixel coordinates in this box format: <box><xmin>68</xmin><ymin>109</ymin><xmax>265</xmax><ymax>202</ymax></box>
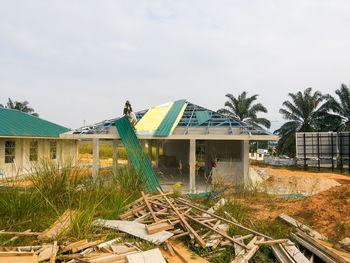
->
<box><xmin>252</xmin><ymin>218</ymin><xmax>294</xmax><ymax>239</ymax></box>
<box><xmin>251</xmin><ymin>245</ymin><xmax>277</xmax><ymax>262</ymax></box>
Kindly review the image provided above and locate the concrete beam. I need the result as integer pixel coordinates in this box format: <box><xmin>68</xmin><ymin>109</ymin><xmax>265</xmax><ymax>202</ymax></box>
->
<box><xmin>113</xmin><ymin>139</ymin><xmax>119</xmax><ymax>177</ymax></box>
<box><xmin>92</xmin><ymin>138</ymin><xmax>99</xmax><ymax>181</ymax></box>
<box><xmin>59</xmin><ymin>133</ymin><xmax>279</xmax><ymax>141</ymax></box>
<box><xmin>189</xmin><ymin>139</ymin><xmax>196</xmax><ymax>193</ymax></box>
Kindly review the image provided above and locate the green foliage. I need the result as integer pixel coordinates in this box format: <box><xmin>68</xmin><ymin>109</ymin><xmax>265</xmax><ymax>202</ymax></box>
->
<box><xmin>0</xmin><ymin>98</ymin><xmax>39</xmax><ymax>117</ymax></box>
<box><xmin>0</xmin><ymin>159</ymin><xmax>142</xmax><ymax>246</ymax></box>
<box><xmin>218</xmin><ymin>91</ymin><xmax>271</xmax><ymax>129</ymax></box>
<box><xmin>275</xmin><ymin>87</ymin><xmax>330</xmax><ymax>157</ymax></box>
<box><xmin>325</xmin><ymin>83</ymin><xmax>350</xmax><ymax>131</ymax></box>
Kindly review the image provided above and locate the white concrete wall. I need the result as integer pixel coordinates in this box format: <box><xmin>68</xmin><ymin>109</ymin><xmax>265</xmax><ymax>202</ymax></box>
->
<box><xmin>0</xmin><ymin>138</ymin><xmax>78</xmax><ymax>178</ymax></box>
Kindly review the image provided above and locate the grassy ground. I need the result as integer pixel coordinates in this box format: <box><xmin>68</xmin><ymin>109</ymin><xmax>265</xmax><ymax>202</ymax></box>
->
<box><xmin>0</xmin><ymin>159</ymin><xmax>144</xmax><ymax>247</ymax></box>
<box><xmin>0</xmin><ymin>159</ymin><xmax>301</xmax><ymax>262</ymax></box>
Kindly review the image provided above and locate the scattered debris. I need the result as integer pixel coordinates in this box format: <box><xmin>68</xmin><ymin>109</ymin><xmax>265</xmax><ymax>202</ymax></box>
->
<box><xmin>38</xmin><ymin>209</ymin><xmax>76</xmax><ymax>240</ymax></box>
<box><xmin>94</xmin><ymin>220</ymin><xmax>173</xmax><ymax>245</ymax></box>
<box><xmin>126</xmin><ymin>248</ymin><xmax>166</xmax><ymax>263</ymax></box>
<box><xmin>278</xmin><ymin>213</ymin><xmax>328</xmax><ymax>241</ymax></box>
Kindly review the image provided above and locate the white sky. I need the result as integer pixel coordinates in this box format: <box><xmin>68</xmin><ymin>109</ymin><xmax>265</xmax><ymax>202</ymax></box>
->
<box><xmin>1</xmin><ymin>0</ymin><xmax>350</xmax><ymax>132</ymax></box>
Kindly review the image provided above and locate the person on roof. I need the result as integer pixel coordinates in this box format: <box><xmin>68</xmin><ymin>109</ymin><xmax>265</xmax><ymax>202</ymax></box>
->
<box><xmin>123</xmin><ymin>100</ymin><xmax>133</xmax><ymax>115</ymax></box>
<box><xmin>123</xmin><ymin>100</ymin><xmax>137</xmax><ymax>126</ymax></box>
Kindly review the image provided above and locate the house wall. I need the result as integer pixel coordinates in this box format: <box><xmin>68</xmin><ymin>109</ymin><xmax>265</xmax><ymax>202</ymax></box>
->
<box><xmin>0</xmin><ymin>138</ymin><xmax>78</xmax><ymax>178</ymax></box>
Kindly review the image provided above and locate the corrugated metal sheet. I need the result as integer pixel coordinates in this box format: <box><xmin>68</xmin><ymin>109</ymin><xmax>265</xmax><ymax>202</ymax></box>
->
<box><xmin>153</xmin><ymin>99</ymin><xmax>186</xmax><ymax>137</ymax></box>
<box><xmin>115</xmin><ymin>116</ymin><xmax>161</xmax><ymax>192</ymax></box>
<box><xmin>195</xmin><ymin>110</ymin><xmax>210</xmax><ymax>125</ymax></box>
<box><xmin>0</xmin><ymin>108</ymin><xmax>70</xmax><ymax>137</ymax></box>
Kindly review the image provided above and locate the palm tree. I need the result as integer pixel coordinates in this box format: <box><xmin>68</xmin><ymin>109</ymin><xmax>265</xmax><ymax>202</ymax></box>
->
<box><xmin>218</xmin><ymin>92</ymin><xmax>271</xmax><ymax>129</ymax></box>
<box><xmin>275</xmin><ymin>87</ymin><xmax>330</xmax><ymax>156</ymax></box>
<box><xmin>325</xmin><ymin>84</ymin><xmax>350</xmax><ymax>131</ymax></box>
<box><xmin>0</xmin><ymin>98</ymin><xmax>39</xmax><ymax>117</ymax></box>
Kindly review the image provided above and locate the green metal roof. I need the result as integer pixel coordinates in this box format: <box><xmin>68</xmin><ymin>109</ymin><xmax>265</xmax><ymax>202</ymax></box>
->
<box><xmin>0</xmin><ymin>108</ymin><xmax>70</xmax><ymax>137</ymax></box>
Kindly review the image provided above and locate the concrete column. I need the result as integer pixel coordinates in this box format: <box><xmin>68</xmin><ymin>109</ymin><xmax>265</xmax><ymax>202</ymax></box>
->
<box><xmin>156</xmin><ymin>140</ymin><xmax>160</xmax><ymax>168</ymax></box>
<box><xmin>112</xmin><ymin>139</ymin><xmax>119</xmax><ymax>176</ymax></box>
<box><xmin>204</xmin><ymin>140</ymin><xmax>209</xmax><ymax>176</ymax></box>
<box><xmin>189</xmin><ymin>139</ymin><xmax>196</xmax><ymax>193</ymax></box>
<box><xmin>240</xmin><ymin>140</ymin><xmax>249</xmax><ymax>188</ymax></box>
<box><xmin>141</xmin><ymin>140</ymin><xmax>146</xmax><ymax>151</ymax></box>
<box><xmin>92</xmin><ymin>138</ymin><xmax>100</xmax><ymax>181</ymax></box>
<box><xmin>148</xmin><ymin>140</ymin><xmax>152</xmax><ymax>162</ymax></box>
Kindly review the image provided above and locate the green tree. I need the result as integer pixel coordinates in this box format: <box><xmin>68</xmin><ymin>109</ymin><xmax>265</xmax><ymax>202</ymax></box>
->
<box><xmin>0</xmin><ymin>98</ymin><xmax>39</xmax><ymax>117</ymax></box>
<box><xmin>274</xmin><ymin>87</ymin><xmax>330</xmax><ymax>157</ymax></box>
<box><xmin>325</xmin><ymin>84</ymin><xmax>350</xmax><ymax>131</ymax></box>
<box><xmin>218</xmin><ymin>92</ymin><xmax>271</xmax><ymax>129</ymax></box>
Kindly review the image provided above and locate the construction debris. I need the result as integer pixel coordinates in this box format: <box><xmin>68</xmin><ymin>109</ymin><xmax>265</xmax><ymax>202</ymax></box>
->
<box><xmin>278</xmin><ymin>213</ymin><xmax>328</xmax><ymax>241</ymax></box>
<box><xmin>38</xmin><ymin>209</ymin><xmax>76</xmax><ymax>240</ymax></box>
<box><xmin>126</xmin><ymin>248</ymin><xmax>166</xmax><ymax>263</ymax></box>
<box><xmin>92</xmin><ymin>190</ymin><xmax>297</xmax><ymax>262</ymax></box>
<box><xmin>94</xmin><ymin>220</ymin><xmax>173</xmax><ymax>245</ymax></box>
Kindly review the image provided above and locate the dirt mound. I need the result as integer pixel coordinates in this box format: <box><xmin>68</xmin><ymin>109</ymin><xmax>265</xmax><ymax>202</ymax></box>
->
<box><xmin>260</xmin><ymin>175</ymin><xmax>340</xmax><ymax>196</ymax></box>
<box><xmin>290</xmin><ymin>184</ymin><xmax>350</xmax><ymax>240</ymax></box>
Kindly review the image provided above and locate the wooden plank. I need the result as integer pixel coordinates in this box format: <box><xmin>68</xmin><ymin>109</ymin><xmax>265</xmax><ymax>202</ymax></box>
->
<box><xmin>146</xmin><ymin>221</ymin><xmax>174</xmax><ymax>235</ymax></box>
<box><xmin>0</xmin><ymin>252</ymin><xmax>38</xmax><ymax>263</ymax></box>
<box><xmin>283</xmin><ymin>240</ymin><xmax>311</xmax><ymax>263</ymax></box>
<box><xmin>1</xmin><ymin>229</ymin><xmax>32</xmax><ymax>245</ymax></box>
<box><xmin>271</xmin><ymin>244</ymin><xmax>296</xmax><ymax>263</ymax></box>
<box><xmin>97</xmin><ymin>239</ymin><xmax>119</xmax><ymax>249</ymax></box>
<box><xmin>255</xmin><ymin>239</ymin><xmax>288</xmax><ymax>245</ymax></box>
<box><xmin>62</xmin><ymin>240</ymin><xmax>88</xmax><ymax>253</ymax></box>
<box><xmin>278</xmin><ymin>213</ymin><xmax>327</xmax><ymax>241</ymax></box>
<box><xmin>72</xmin><ymin>240</ymin><xmax>102</xmax><ymax>253</ymax></box>
<box><xmin>185</xmin><ymin>214</ymin><xmax>248</xmax><ymax>249</ymax></box>
<box><xmin>177</xmin><ymin>198</ymin><xmax>272</xmax><ymax>240</ymax></box>
<box><xmin>126</xmin><ymin>248</ymin><xmax>166</xmax><ymax>263</ymax></box>
<box><xmin>38</xmin><ymin>209</ymin><xmax>76</xmax><ymax>240</ymax></box>
<box><xmin>49</xmin><ymin>241</ymin><xmax>58</xmax><ymax>263</ymax></box>
<box><xmin>119</xmin><ymin>205</ymin><xmax>147</xmax><ymax>220</ymax></box>
<box><xmin>142</xmin><ymin>191</ymin><xmax>158</xmax><ymax>222</ymax></box>
<box><xmin>293</xmin><ymin>231</ymin><xmax>349</xmax><ymax>263</ymax></box>
<box><xmin>156</xmin><ymin>188</ymin><xmax>206</xmax><ymax>248</ymax></box>
<box><xmin>94</xmin><ymin>219</ymin><xmax>173</xmax><ymax>245</ymax></box>
<box><xmin>0</xmin><ymin>231</ymin><xmax>41</xmax><ymax>236</ymax></box>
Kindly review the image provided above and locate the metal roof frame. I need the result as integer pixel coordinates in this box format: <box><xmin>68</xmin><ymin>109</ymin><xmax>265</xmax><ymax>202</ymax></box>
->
<box><xmin>73</xmin><ymin>101</ymin><xmax>272</xmax><ymax>136</ymax></box>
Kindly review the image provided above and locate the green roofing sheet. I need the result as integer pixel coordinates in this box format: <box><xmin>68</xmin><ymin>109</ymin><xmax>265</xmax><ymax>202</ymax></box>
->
<box><xmin>195</xmin><ymin>110</ymin><xmax>210</xmax><ymax>125</ymax></box>
<box><xmin>153</xmin><ymin>99</ymin><xmax>186</xmax><ymax>137</ymax></box>
<box><xmin>0</xmin><ymin>108</ymin><xmax>70</xmax><ymax>137</ymax></box>
<box><xmin>115</xmin><ymin>116</ymin><xmax>161</xmax><ymax>192</ymax></box>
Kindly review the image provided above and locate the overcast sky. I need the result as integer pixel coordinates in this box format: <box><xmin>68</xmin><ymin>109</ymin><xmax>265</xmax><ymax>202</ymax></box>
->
<box><xmin>1</xmin><ymin>0</ymin><xmax>350</xmax><ymax>131</ymax></box>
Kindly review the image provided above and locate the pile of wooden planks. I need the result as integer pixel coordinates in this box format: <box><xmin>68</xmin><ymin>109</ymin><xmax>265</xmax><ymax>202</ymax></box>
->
<box><xmin>111</xmin><ymin>189</ymin><xmax>288</xmax><ymax>262</ymax></box>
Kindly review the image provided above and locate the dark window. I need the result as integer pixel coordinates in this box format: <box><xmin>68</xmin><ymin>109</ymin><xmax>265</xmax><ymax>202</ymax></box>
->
<box><xmin>259</xmin><ymin>154</ymin><xmax>262</xmax><ymax>157</ymax></box>
<box><xmin>30</xmin><ymin>140</ymin><xmax>38</xmax><ymax>161</ymax></box>
<box><xmin>5</xmin><ymin>141</ymin><xmax>15</xmax><ymax>163</ymax></box>
<box><xmin>50</xmin><ymin>141</ymin><xmax>57</xmax><ymax>159</ymax></box>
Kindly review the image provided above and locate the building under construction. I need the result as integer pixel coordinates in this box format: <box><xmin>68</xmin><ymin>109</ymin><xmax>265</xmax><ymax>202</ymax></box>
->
<box><xmin>61</xmin><ymin>100</ymin><xmax>278</xmax><ymax>193</ymax></box>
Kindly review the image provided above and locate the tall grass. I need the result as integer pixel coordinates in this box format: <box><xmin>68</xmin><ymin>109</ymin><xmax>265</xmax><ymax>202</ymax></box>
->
<box><xmin>0</xmin><ymin>158</ymin><xmax>144</xmax><ymax>245</ymax></box>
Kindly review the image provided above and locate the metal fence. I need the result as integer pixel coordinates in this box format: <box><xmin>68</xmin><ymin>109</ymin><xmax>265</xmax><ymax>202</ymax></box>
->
<box><xmin>296</xmin><ymin>132</ymin><xmax>350</xmax><ymax>173</ymax></box>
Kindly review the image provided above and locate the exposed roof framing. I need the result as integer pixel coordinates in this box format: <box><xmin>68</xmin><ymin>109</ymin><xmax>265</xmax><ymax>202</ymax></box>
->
<box><xmin>71</xmin><ymin>101</ymin><xmax>272</xmax><ymax>136</ymax></box>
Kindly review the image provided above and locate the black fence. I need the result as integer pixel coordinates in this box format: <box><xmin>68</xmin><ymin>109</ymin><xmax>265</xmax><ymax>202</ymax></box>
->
<box><xmin>296</xmin><ymin>132</ymin><xmax>350</xmax><ymax>173</ymax></box>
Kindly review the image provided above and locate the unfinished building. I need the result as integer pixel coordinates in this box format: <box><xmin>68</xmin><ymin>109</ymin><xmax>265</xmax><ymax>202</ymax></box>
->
<box><xmin>61</xmin><ymin>100</ymin><xmax>278</xmax><ymax>193</ymax></box>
